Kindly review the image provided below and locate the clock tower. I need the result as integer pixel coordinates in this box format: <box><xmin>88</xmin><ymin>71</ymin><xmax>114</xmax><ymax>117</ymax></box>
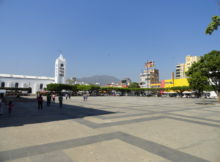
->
<box><xmin>55</xmin><ymin>54</ymin><xmax>66</xmax><ymax>84</ymax></box>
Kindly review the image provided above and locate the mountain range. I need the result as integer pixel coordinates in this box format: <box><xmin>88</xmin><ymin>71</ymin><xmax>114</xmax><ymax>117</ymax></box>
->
<box><xmin>77</xmin><ymin>75</ymin><xmax>120</xmax><ymax>86</ymax></box>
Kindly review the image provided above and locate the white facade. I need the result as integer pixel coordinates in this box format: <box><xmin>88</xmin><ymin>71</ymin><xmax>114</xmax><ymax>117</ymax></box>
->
<box><xmin>175</xmin><ymin>55</ymin><xmax>201</xmax><ymax>79</ymax></box>
<box><xmin>185</xmin><ymin>55</ymin><xmax>201</xmax><ymax>72</ymax></box>
<box><xmin>139</xmin><ymin>70</ymin><xmax>150</xmax><ymax>88</ymax></box>
<box><xmin>176</xmin><ymin>63</ymin><xmax>185</xmax><ymax>79</ymax></box>
<box><xmin>0</xmin><ymin>74</ymin><xmax>54</xmax><ymax>94</ymax></box>
<box><xmin>139</xmin><ymin>69</ymin><xmax>159</xmax><ymax>88</ymax></box>
<box><xmin>0</xmin><ymin>53</ymin><xmax>67</xmax><ymax>94</ymax></box>
<box><xmin>55</xmin><ymin>54</ymin><xmax>66</xmax><ymax>84</ymax></box>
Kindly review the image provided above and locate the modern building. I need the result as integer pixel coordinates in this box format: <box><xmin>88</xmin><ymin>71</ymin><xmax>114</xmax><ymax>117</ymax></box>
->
<box><xmin>104</xmin><ymin>83</ymin><xmax>122</xmax><ymax>88</ymax></box>
<box><xmin>185</xmin><ymin>55</ymin><xmax>201</xmax><ymax>72</ymax></box>
<box><xmin>176</xmin><ymin>63</ymin><xmax>185</xmax><ymax>79</ymax></box>
<box><xmin>150</xmin><ymin>83</ymin><xmax>161</xmax><ymax>88</ymax></box>
<box><xmin>120</xmin><ymin>78</ymin><xmax>132</xmax><ymax>88</ymax></box>
<box><xmin>175</xmin><ymin>55</ymin><xmax>200</xmax><ymax>79</ymax></box>
<box><xmin>0</xmin><ymin>54</ymin><xmax>66</xmax><ymax>94</ymax></box>
<box><xmin>139</xmin><ymin>69</ymin><xmax>159</xmax><ymax>88</ymax></box>
<box><xmin>161</xmin><ymin>78</ymin><xmax>189</xmax><ymax>89</ymax></box>
<box><xmin>104</xmin><ymin>78</ymin><xmax>132</xmax><ymax>88</ymax></box>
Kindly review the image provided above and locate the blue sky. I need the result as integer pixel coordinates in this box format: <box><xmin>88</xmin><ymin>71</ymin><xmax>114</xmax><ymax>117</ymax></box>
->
<box><xmin>0</xmin><ymin>0</ymin><xmax>220</xmax><ymax>82</ymax></box>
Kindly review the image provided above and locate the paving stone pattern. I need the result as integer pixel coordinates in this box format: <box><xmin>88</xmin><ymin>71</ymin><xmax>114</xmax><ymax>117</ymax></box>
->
<box><xmin>0</xmin><ymin>96</ymin><xmax>220</xmax><ymax>162</ymax></box>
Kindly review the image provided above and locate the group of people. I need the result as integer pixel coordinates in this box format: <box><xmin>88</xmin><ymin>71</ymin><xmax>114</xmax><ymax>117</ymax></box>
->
<box><xmin>37</xmin><ymin>93</ymin><xmax>72</xmax><ymax>110</ymax></box>
<box><xmin>0</xmin><ymin>94</ymin><xmax>14</xmax><ymax>116</ymax></box>
<box><xmin>0</xmin><ymin>92</ymin><xmax>89</xmax><ymax>116</ymax></box>
<box><xmin>65</xmin><ymin>93</ymin><xmax>71</xmax><ymax>100</ymax></box>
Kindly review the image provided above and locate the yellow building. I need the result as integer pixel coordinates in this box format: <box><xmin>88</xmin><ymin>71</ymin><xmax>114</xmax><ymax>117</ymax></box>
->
<box><xmin>162</xmin><ymin>78</ymin><xmax>189</xmax><ymax>88</ymax></box>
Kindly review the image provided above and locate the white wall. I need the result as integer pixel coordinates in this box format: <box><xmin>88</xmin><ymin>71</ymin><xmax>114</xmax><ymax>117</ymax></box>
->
<box><xmin>0</xmin><ymin>77</ymin><xmax>54</xmax><ymax>94</ymax></box>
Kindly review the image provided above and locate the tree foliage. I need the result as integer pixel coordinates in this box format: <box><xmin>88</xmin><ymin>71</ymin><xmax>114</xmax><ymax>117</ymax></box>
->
<box><xmin>187</xmin><ymin>71</ymin><xmax>208</xmax><ymax>97</ymax></box>
<box><xmin>66</xmin><ymin>79</ymin><xmax>75</xmax><ymax>85</ymax></box>
<box><xmin>46</xmin><ymin>83</ymin><xmax>77</xmax><ymax>92</ymax></box>
<box><xmin>186</xmin><ymin>50</ymin><xmax>220</xmax><ymax>98</ymax></box>
<box><xmin>46</xmin><ymin>83</ymin><xmax>100</xmax><ymax>95</ymax></box>
<box><xmin>46</xmin><ymin>83</ymin><xmax>192</xmax><ymax>96</ymax></box>
<box><xmin>128</xmin><ymin>82</ymin><xmax>140</xmax><ymax>88</ymax></box>
<box><xmin>206</xmin><ymin>16</ymin><xmax>220</xmax><ymax>35</ymax></box>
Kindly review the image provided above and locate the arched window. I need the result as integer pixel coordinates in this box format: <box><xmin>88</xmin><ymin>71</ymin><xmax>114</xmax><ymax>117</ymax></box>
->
<box><xmin>40</xmin><ymin>84</ymin><xmax>43</xmax><ymax>90</ymax></box>
<box><xmin>15</xmin><ymin>83</ymin><xmax>19</xmax><ymax>88</ymax></box>
<box><xmin>1</xmin><ymin>82</ymin><xmax>5</xmax><ymax>88</ymax></box>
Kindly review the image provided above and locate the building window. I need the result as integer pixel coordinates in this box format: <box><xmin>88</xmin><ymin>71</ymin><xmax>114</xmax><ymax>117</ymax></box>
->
<box><xmin>1</xmin><ymin>82</ymin><xmax>5</xmax><ymax>88</ymax></box>
<box><xmin>40</xmin><ymin>84</ymin><xmax>43</xmax><ymax>90</ymax></box>
<box><xmin>15</xmin><ymin>83</ymin><xmax>19</xmax><ymax>88</ymax></box>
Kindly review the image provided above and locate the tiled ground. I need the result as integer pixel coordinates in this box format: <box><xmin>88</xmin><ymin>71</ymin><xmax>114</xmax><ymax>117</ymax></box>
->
<box><xmin>0</xmin><ymin>96</ymin><xmax>220</xmax><ymax>162</ymax></box>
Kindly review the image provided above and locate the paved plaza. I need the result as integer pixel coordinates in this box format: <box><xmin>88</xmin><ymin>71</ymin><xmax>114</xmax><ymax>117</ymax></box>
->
<box><xmin>0</xmin><ymin>96</ymin><xmax>220</xmax><ymax>162</ymax></box>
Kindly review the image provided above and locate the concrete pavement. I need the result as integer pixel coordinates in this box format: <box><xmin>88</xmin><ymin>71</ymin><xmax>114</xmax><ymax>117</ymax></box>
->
<box><xmin>0</xmin><ymin>96</ymin><xmax>220</xmax><ymax>162</ymax></box>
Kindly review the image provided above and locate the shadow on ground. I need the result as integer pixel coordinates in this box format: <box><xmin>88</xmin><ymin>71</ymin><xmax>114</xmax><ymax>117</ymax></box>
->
<box><xmin>0</xmin><ymin>96</ymin><xmax>115</xmax><ymax>128</ymax></box>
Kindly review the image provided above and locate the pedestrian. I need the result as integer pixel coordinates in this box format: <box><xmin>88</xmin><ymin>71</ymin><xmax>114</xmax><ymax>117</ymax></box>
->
<box><xmin>47</xmin><ymin>93</ymin><xmax>51</xmax><ymax>106</ymax></box>
<box><xmin>65</xmin><ymin>93</ymin><xmax>68</xmax><ymax>100</ymax></box>
<box><xmin>83</xmin><ymin>93</ymin><xmax>86</xmax><ymax>101</ymax></box>
<box><xmin>16</xmin><ymin>93</ymin><xmax>20</xmax><ymax>99</ymax></box>
<box><xmin>86</xmin><ymin>93</ymin><xmax>89</xmax><ymax>101</ymax></box>
<box><xmin>8</xmin><ymin>100</ymin><xmax>14</xmax><ymax>116</ymax></box>
<box><xmin>52</xmin><ymin>94</ymin><xmax>56</xmax><ymax>102</ymax></box>
<box><xmin>58</xmin><ymin>94</ymin><xmax>63</xmax><ymax>108</ymax></box>
<box><xmin>37</xmin><ymin>94</ymin><xmax>43</xmax><ymax>110</ymax></box>
<box><xmin>68</xmin><ymin>93</ymin><xmax>71</xmax><ymax>99</ymax></box>
<box><xmin>0</xmin><ymin>97</ymin><xmax>3</xmax><ymax>115</ymax></box>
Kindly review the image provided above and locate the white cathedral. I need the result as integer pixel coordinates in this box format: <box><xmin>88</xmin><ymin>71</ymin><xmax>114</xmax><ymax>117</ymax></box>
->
<box><xmin>0</xmin><ymin>54</ymin><xmax>66</xmax><ymax>94</ymax></box>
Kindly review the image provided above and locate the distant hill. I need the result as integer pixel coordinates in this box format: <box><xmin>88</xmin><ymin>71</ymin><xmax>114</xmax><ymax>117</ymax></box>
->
<box><xmin>77</xmin><ymin>75</ymin><xmax>120</xmax><ymax>86</ymax></box>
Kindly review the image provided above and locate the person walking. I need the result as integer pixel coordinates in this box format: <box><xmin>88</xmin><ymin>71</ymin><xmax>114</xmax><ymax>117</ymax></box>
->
<box><xmin>58</xmin><ymin>94</ymin><xmax>63</xmax><ymax>108</ymax></box>
<box><xmin>65</xmin><ymin>93</ymin><xmax>68</xmax><ymax>100</ymax></box>
<box><xmin>86</xmin><ymin>93</ymin><xmax>89</xmax><ymax>101</ymax></box>
<box><xmin>37</xmin><ymin>94</ymin><xmax>43</xmax><ymax>110</ymax></box>
<box><xmin>52</xmin><ymin>94</ymin><xmax>56</xmax><ymax>102</ymax></box>
<box><xmin>47</xmin><ymin>93</ymin><xmax>51</xmax><ymax>107</ymax></box>
<box><xmin>0</xmin><ymin>97</ymin><xmax>3</xmax><ymax>115</ymax></box>
<box><xmin>8</xmin><ymin>101</ymin><xmax>14</xmax><ymax>116</ymax></box>
<box><xmin>83</xmin><ymin>93</ymin><xmax>86</xmax><ymax>101</ymax></box>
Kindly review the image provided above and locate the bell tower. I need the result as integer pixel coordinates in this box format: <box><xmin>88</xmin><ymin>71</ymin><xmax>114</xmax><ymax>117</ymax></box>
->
<box><xmin>55</xmin><ymin>54</ymin><xmax>66</xmax><ymax>84</ymax></box>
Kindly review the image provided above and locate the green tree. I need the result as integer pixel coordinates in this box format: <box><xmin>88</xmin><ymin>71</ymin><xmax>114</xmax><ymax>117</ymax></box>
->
<box><xmin>76</xmin><ymin>85</ymin><xmax>92</xmax><ymax>91</ymax></box>
<box><xmin>128</xmin><ymin>82</ymin><xmax>140</xmax><ymax>88</ymax></box>
<box><xmin>206</xmin><ymin>16</ymin><xmax>220</xmax><ymax>35</ymax></box>
<box><xmin>188</xmin><ymin>72</ymin><xmax>209</xmax><ymax>97</ymax></box>
<box><xmin>47</xmin><ymin>83</ymin><xmax>77</xmax><ymax>92</ymax></box>
<box><xmin>89</xmin><ymin>85</ymin><xmax>100</xmax><ymax>95</ymax></box>
<box><xmin>186</xmin><ymin>50</ymin><xmax>220</xmax><ymax>100</ymax></box>
<box><xmin>47</xmin><ymin>83</ymin><xmax>63</xmax><ymax>91</ymax></box>
<box><xmin>66</xmin><ymin>79</ymin><xmax>74</xmax><ymax>85</ymax></box>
